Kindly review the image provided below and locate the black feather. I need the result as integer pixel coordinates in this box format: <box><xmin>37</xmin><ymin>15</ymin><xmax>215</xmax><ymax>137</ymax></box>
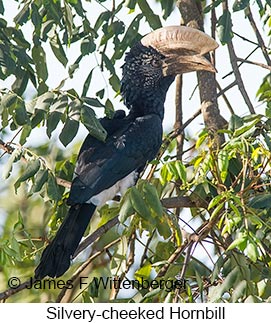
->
<box><xmin>35</xmin><ymin>203</ymin><xmax>96</xmax><ymax>279</ymax></box>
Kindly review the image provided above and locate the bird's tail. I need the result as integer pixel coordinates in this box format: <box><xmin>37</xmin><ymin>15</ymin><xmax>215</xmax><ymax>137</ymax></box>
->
<box><xmin>35</xmin><ymin>203</ymin><xmax>96</xmax><ymax>279</ymax></box>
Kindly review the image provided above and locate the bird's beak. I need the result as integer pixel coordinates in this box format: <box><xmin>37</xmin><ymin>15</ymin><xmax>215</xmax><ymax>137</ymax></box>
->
<box><xmin>162</xmin><ymin>53</ymin><xmax>217</xmax><ymax>75</ymax></box>
<box><xmin>141</xmin><ymin>26</ymin><xmax>219</xmax><ymax>76</ymax></box>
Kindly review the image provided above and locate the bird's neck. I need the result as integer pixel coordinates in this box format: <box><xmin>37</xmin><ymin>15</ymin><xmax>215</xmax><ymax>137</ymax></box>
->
<box><xmin>128</xmin><ymin>95</ymin><xmax>165</xmax><ymax>120</ymax></box>
<box><xmin>124</xmin><ymin>76</ymin><xmax>174</xmax><ymax>120</ymax></box>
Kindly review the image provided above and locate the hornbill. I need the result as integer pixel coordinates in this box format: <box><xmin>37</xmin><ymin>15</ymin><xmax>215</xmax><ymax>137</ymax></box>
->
<box><xmin>35</xmin><ymin>26</ymin><xmax>218</xmax><ymax>279</ymax></box>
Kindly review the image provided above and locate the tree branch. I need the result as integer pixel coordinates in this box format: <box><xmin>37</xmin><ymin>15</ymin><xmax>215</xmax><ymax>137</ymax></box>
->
<box><xmin>176</xmin><ymin>0</ymin><xmax>226</xmax><ymax>147</ymax></box>
<box><xmin>175</xmin><ymin>74</ymin><xmax>185</xmax><ymax>159</ymax></box>
<box><xmin>0</xmin><ymin>137</ymin><xmax>72</xmax><ymax>189</ymax></box>
<box><xmin>0</xmin><ymin>280</ymin><xmax>31</xmax><ymax>302</ymax></box>
<box><xmin>222</xmin><ymin>1</ymin><xmax>255</xmax><ymax>114</ymax></box>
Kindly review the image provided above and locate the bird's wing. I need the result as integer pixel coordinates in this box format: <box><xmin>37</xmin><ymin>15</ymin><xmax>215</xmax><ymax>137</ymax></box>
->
<box><xmin>68</xmin><ymin>113</ymin><xmax>162</xmax><ymax>205</ymax></box>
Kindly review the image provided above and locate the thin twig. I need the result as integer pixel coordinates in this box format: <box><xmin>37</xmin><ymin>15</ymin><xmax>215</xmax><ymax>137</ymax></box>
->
<box><xmin>173</xmin><ymin>242</ymin><xmax>194</xmax><ymax>302</ymax></box>
<box><xmin>233</xmin><ymin>31</ymin><xmax>270</xmax><ymax>50</ymax></box>
<box><xmin>226</xmin><ymin>43</ymin><xmax>255</xmax><ymax>113</ymax></box>
<box><xmin>236</xmin><ymin>58</ymin><xmax>271</xmax><ymax>72</ymax></box>
<box><xmin>216</xmin><ymin>81</ymin><xmax>235</xmax><ymax>115</ymax></box>
<box><xmin>222</xmin><ymin>46</ymin><xmax>259</xmax><ymax>79</ymax></box>
<box><xmin>217</xmin><ymin>80</ymin><xmax>237</xmax><ymax>97</ymax></box>
<box><xmin>140</xmin><ymin>229</ymin><xmax>156</xmax><ymax>267</ymax></box>
<box><xmin>246</xmin><ymin>6</ymin><xmax>271</xmax><ymax>66</ymax></box>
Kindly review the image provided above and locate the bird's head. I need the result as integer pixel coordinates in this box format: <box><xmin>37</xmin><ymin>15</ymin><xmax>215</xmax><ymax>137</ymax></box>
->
<box><xmin>121</xmin><ymin>26</ymin><xmax>218</xmax><ymax>114</ymax></box>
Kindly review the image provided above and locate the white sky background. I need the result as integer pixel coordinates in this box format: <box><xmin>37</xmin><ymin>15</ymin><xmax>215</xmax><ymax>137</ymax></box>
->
<box><xmin>0</xmin><ymin>0</ymin><xmax>270</xmax><ymax>296</ymax></box>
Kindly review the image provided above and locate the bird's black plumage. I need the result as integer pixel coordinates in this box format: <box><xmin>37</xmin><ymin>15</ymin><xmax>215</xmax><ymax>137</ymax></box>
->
<box><xmin>34</xmin><ymin>26</ymin><xmax>217</xmax><ymax>279</ymax></box>
<box><xmin>35</xmin><ymin>41</ymin><xmax>176</xmax><ymax>279</ymax></box>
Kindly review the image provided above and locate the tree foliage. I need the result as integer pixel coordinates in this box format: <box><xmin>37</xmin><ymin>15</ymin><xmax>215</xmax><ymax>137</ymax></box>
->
<box><xmin>1</xmin><ymin>0</ymin><xmax>271</xmax><ymax>303</ymax></box>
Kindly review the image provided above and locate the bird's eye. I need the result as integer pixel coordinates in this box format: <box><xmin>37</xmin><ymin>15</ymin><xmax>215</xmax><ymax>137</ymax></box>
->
<box><xmin>151</xmin><ymin>59</ymin><xmax>161</xmax><ymax>68</ymax></box>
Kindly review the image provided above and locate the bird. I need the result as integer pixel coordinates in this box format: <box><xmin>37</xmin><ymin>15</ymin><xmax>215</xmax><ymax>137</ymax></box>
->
<box><xmin>35</xmin><ymin>26</ymin><xmax>218</xmax><ymax>279</ymax></box>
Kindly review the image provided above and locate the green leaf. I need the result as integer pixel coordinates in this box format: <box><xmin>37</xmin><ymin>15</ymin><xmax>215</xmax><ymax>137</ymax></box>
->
<box><xmin>32</xmin><ymin>45</ymin><xmax>48</xmax><ymax>82</ymax></box>
<box><xmin>135</xmin><ymin>263</ymin><xmax>152</xmax><ymax>281</ymax></box>
<box><xmin>31</xmin><ymin>3</ymin><xmax>42</xmax><ymax>33</ymax></box>
<box><xmin>88</xmin><ymin>279</ymin><xmax>99</xmax><ymax>298</ymax></box>
<box><xmin>14</xmin><ymin>2</ymin><xmax>30</xmax><ymax>26</ymax></box>
<box><xmin>14</xmin><ymin>159</ymin><xmax>40</xmax><ymax>193</ymax></box>
<box><xmin>248</xmin><ymin>193</ymin><xmax>271</xmax><ymax>209</ymax></box>
<box><xmin>233</xmin><ymin>119</ymin><xmax>259</xmax><ymax>137</ymax></box>
<box><xmin>46</xmin><ymin>95</ymin><xmax>68</xmax><ymax>137</ymax></box>
<box><xmin>0</xmin><ymin>1</ymin><xmax>4</xmax><ymax>15</ymax></box>
<box><xmin>82</xmin><ymin>97</ymin><xmax>104</xmax><ymax>108</ymax></box>
<box><xmin>1</xmin><ymin>93</ymin><xmax>19</xmax><ymax>110</ymax></box>
<box><xmin>246</xmin><ymin>241</ymin><xmax>258</xmax><ymax>262</ymax></box>
<box><xmin>50</xmin><ymin>33</ymin><xmax>68</xmax><ymax>67</ymax></box>
<box><xmin>218</xmin><ymin>150</ymin><xmax>229</xmax><ymax>183</ymax></box>
<box><xmin>34</xmin><ymin>92</ymin><xmax>55</xmax><ymax>111</ymax></box>
<box><xmin>204</xmin><ymin>0</ymin><xmax>223</xmax><ymax>13</ymax></box>
<box><xmin>112</xmin><ymin>14</ymin><xmax>142</xmax><ymax>60</ymax></box>
<box><xmin>142</xmin><ymin>182</ymin><xmax>163</xmax><ymax>217</ymax></box>
<box><xmin>14</xmin><ymin>100</ymin><xmax>29</xmax><ymax>126</ymax></box>
<box><xmin>217</xmin><ymin>11</ymin><xmax>233</xmax><ymax>44</ymax></box>
<box><xmin>138</xmin><ymin>0</ymin><xmax>162</xmax><ymax>30</ymax></box>
<box><xmin>81</xmin><ymin>36</ymin><xmax>96</xmax><ymax>56</ymax></box>
<box><xmin>82</xmin><ymin>69</ymin><xmax>94</xmax><ymax>97</ymax></box>
<box><xmin>32</xmin><ymin>169</ymin><xmax>49</xmax><ymax>193</ymax></box>
<box><xmin>175</xmin><ymin>161</ymin><xmax>187</xmax><ymax>183</ymax></box>
<box><xmin>208</xmin><ymin>194</ymin><xmax>223</xmax><ymax>210</ymax></box>
<box><xmin>160</xmin><ymin>0</ymin><xmax>175</xmax><ymax>19</ymax></box>
<box><xmin>59</xmin><ymin>118</ymin><xmax>79</xmax><ymax>146</ymax></box>
<box><xmin>127</xmin><ymin>0</ymin><xmax>137</xmax><ymax>10</ymax></box>
<box><xmin>20</xmin><ymin>124</ymin><xmax>32</xmax><ymax>145</ymax></box>
<box><xmin>68</xmin><ymin>62</ymin><xmax>80</xmax><ymax>78</ymax></box>
<box><xmin>47</xmin><ymin>173</ymin><xmax>61</xmax><ymax>201</ymax></box>
<box><xmin>219</xmin><ymin>267</ymin><xmax>240</xmax><ymax>295</ymax></box>
<box><xmin>105</xmin><ymin>99</ymin><xmax>114</xmax><ymax>117</ymax></box>
<box><xmin>130</xmin><ymin>186</ymin><xmax>152</xmax><ymax>222</ymax></box>
<box><xmin>11</xmin><ymin>69</ymin><xmax>29</xmax><ymax>96</ymax></box>
<box><xmin>46</xmin><ymin>111</ymin><xmax>62</xmax><ymax>138</ymax></box>
<box><xmin>119</xmin><ymin>191</ymin><xmax>134</xmax><ymax>223</ymax></box>
<box><xmin>227</xmin><ymin>233</ymin><xmax>247</xmax><ymax>251</ymax></box>
<box><xmin>156</xmin><ymin>218</ymin><xmax>171</xmax><ymax>240</ymax></box>
<box><xmin>94</xmin><ymin>11</ymin><xmax>111</xmax><ymax>31</ymax></box>
<box><xmin>232</xmin><ymin>280</ymin><xmax>247</xmax><ymax>302</ymax></box>
<box><xmin>228</xmin><ymin>114</ymin><xmax>244</xmax><ymax>132</ymax></box>
<box><xmin>81</xmin><ymin>105</ymin><xmax>107</xmax><ymax>142</ymax></box>
<box><xmin>232</xmin><ymin>0</ymin><xmax>250</xmax><ymax>11</ymax></box>
<box><xmin>101</xmin><ymin>53</ymin><xmax>115</xmax><ymax>74</ymax></box>
<box><xmin>160</xmin><ymin>163</ymin><xmax>173</xmax><ymax>185</ymax></box>
<box><xmin>2</xmin><ymin>148</ymin><xmax>22</xmax><ymax>179</ymax></box>
<box><xmin>109</xmin><ymin>74</ymin><xmax>121</xmax><ymax>93</ymax></box>
<box><xmin>64</xmin><ymin>2</ymin><xmax>73</xmax><ymax>39</ymax></box>
<box><xmin>195</xmin><ymin>129</ymin><xmax>208</xmax><ymax>148</ymax></box>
